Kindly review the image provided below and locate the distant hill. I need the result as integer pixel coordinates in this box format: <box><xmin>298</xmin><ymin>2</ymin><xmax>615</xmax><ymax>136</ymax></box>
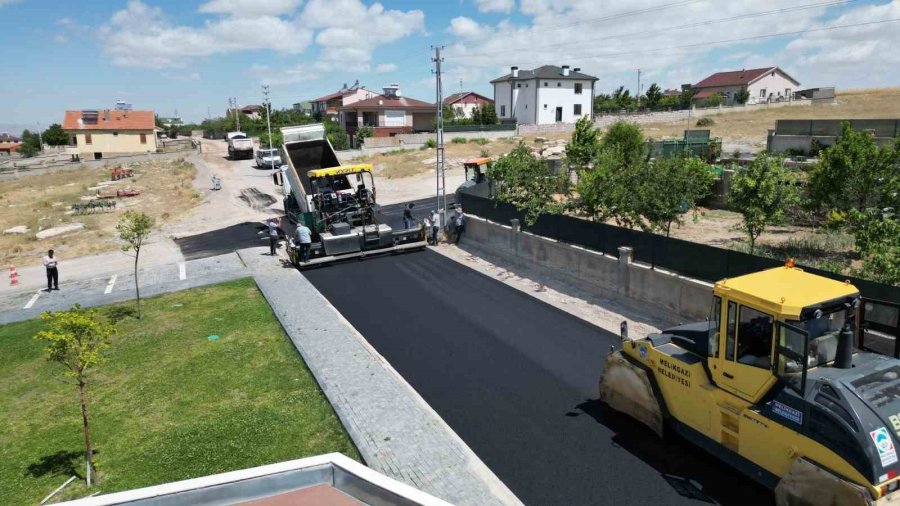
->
<box><xmin>0</xmin><ymin>124</ymin><xmax>29</xmax><ymax>137</ymax></box>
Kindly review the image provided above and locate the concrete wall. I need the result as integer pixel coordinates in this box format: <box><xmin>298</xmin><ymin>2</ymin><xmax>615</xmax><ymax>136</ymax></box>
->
<box><xmin>494</xmin><ymin>82</ymin><xmax>512</xmax><ymax>120</ymax></box>
<box><xmin>363</xmin><ymin>129</ymin><xmax>514</xmax><ymax>149</ymax></box>
<box><xmin>463</xmin><ymin>216</ymin><xmax>713</xmax><ymax>321</ymax></box>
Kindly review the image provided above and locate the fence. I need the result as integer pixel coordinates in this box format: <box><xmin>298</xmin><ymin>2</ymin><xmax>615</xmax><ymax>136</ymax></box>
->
<box><xmin>444</xmin><ymin>124</ymin><xmax>516</xmax><ymax>132</ymax></box>
<box><xmin>459</xmin><ymin>189</ymin><xmax>899</xmax><ymax>304</ymax></box>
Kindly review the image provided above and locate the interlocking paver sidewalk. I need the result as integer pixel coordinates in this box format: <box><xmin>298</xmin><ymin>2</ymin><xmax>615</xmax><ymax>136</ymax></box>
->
<box><xmin>239</xmin><ymin>247</ymin><xmax>522</xmax><ymax>506</ymax></box>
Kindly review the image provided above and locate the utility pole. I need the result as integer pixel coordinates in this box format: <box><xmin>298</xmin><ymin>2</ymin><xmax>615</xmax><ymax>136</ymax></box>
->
<box><xmin>234</xmin><ymin>97</ymin><xmax>241</xmax><ymax>132</ymax></box>
<box><xmin>432</xmin><ymin>46</ymin><xmax>447</xmax><ymax>226</ymax></box>
<box><xmin>37</xmin><ymin>121</ymin><xmax>43</xmax><ymax>152</ymax></box>
<box><xmin>263</xmin><ymin>85</ymin><xmax>273</xmax><ymax>153</ymax></box>
<box><xmin>637</xmin><ymin>69</ymin><xmax>642</xmax><ymax>109</ymax></box>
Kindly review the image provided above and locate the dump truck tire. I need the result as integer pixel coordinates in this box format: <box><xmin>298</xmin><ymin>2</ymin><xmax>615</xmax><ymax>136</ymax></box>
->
<box><xmin>774</xmin><ymin>457</ymin><xmax>873</xmax><ymax>506</ymax></box>
<box><xmin>599</xmin><ymin>351</ymin><xmax>664</xmax><ymax>438</ymax></box>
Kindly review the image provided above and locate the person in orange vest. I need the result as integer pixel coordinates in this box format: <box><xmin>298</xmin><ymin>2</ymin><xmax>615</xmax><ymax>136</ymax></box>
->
<box><xmin>43</xmin><ymin>249</ymin><xmax>59</xmax><ymax>291</ymax></box>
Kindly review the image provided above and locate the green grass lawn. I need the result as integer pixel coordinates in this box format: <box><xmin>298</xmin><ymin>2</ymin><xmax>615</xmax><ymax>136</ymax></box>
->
<box><xmin>0</xmin><ymin>278</ymin><xmax>359</xmax><ymax>504</ymax></box>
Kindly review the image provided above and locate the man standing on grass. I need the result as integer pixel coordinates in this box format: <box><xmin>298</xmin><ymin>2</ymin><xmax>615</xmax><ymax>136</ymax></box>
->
<box><xmin>267</xmin><ymin>218</ymin><xmax>280</xmax><ymax>255</ymax></box>
<box><xmin>294</xmin><ymin>222</ymin><xmax>312</xmax><ymax>263</ymax></box>
<box><xmin>43</xmin><ymin>249</ymin><xmax>59</xmax><ymax>291</ymax></box>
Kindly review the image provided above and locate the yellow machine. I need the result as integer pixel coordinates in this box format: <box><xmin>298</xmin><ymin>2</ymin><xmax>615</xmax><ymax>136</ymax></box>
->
<box><xmin>600</xmin><ymin>262</ymin><xmax>900</xmax><ymax>505</ymax></box>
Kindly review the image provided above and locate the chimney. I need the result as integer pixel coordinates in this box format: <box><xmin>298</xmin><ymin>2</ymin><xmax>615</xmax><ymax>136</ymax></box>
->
<box><xmin>562</xmin><ymin>65</ymin><xmax>570</xmax><ymax>76</ymax></box>
<box><xmin>103</xmin><ymin>109</ymin><xmax>110</xmax><ymax>122</ymax></box>
<box><xmin>511</xmin><ymin>66</ymin><xmax>519</xmax><ymax>78</ymax></box>
<box><xmin>573</xmin><ymin>68</ymin><xmax>581</xmax><ymax>73</ymax></box>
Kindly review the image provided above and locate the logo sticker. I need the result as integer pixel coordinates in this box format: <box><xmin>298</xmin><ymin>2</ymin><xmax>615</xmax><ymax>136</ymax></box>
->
<box><xmin>870</xmin><ymin>428</ymin><xmax>898</xmax><ymax>467</ymax></box>
<box><xmin>639</xmin><ymin>345</ymin><xmax>648</xmax><ymax>359</ymax></box>
<box><xmin>771</xmin><ymin>401</ymin><xmax>803</xmax><ymax>425</ymax></box>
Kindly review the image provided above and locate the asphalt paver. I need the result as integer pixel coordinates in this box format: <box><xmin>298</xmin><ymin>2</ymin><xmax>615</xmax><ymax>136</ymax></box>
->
<box><xmin>304</xmin><ymin>250</ymin><xmax>774</xmax><ymax>506</ymax></box>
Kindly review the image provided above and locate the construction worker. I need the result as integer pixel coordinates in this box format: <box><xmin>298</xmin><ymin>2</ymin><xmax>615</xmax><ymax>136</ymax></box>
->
<box><xmin>294</xmin><ymin>222</ymin><xmax>312</xmax><ymax>263</ymax></box>
<box><xmin>42</xmin><ymin>249</ymin><xmax>59</xmax><ymax>291</ymax></box>
<box><xmin>267</xmin><ymin>218</ymin><xmax>280</xmax><ymax>255</ymax></box>
<box><xmin>430</xmin><ymin>210</ymin><xmax>440</xmax><ymax>245</ymax></box>
<box><xmin>453</xmin><ymin>206</ymin><xmax>466</xmax><ymax>245</ymax></box>
<box><xmin>402</xmin><ymin>203</ymin><xmax>415</xmax><ymax>229</ymax></box>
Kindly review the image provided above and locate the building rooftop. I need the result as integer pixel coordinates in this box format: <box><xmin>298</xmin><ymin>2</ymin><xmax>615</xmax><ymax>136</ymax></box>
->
<box><xmin>339</xmin><ymin>95</ymin><xmax>434</xmax><ymax>110</ymax></box>
<box><xmin>443</xmin><ymin>91</ymin><xmax>493</xmax><ymax>105</ymax></box>
<box><xmin>490</xmin><ymin>65</ymin><xmax>597</xmax><ymax>83</ymax></box>
<box><xmin>58</xmin><ymin>453</ymin><xmax>452</xmax><ymax>506</ymax></box>
<box><xmin>62</xmin><ymin>110</ymin><xmax>155</xmax><ymax>131</ymax></box>
<box><xmin>693</xmin><ymin>66</ymin><xmax>799</xmax><ymax>88</ymax></box>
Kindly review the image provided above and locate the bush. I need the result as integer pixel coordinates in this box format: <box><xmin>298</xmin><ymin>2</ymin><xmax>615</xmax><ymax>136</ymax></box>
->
<box><xmin>696</xmin><ymin>117</ymin><xmax>715</xmax><ymax>127</ymax></box>
<box><xmin>470</xmin><ymin>138</ymin><xmax>489</xmax><ymax>145</ymax></box>
<box><xmin>424</xmin><ymin>139</ymin><xmax>437</xmax><ymax>149</ymax></box>
<box><xmin>451</xmin><ymin>137</ymin><xmax>467</xmax><ymax>144</ymax></box>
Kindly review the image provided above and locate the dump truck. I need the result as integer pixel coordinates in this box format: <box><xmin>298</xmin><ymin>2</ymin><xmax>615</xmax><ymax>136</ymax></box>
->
<box><xmin>226</xmin><ymin>132</ymin><xmax>254</xmax><ymax>160</ymax></box>
<box><xmin>599</xmin><ymin>261</ymin><xmax>900</xmax><ymax>505</ymax></box>
<box><xmin>279</xmin><ymin>124</ymin><xmax>426</xmax><ymax>268</ymax></box>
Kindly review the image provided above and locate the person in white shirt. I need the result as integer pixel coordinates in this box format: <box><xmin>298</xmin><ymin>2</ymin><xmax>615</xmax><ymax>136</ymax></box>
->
<box><xmin>42</xmin><ymin>249</ymin><xmax>59</xmax><ymax>291</ymax></box>
<box><xmin>430</xmin><ymin>210</ymin><xmax>440</xmax><ymax>245</ymax></box>
<box><xmin>294</xmin><ymin>223</ymin><xmax>312</xmax><ymax>263</ymax></box>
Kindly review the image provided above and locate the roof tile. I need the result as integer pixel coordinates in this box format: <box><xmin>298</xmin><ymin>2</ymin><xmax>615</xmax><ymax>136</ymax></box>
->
<box><xmin>63</xmin><ymin>110</ymin><xmax>156</xmax><ymax>131</ymax></box>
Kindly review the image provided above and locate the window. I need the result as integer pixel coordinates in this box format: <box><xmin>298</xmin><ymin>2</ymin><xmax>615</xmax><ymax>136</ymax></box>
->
<box><xmin>383</xmin><ymin>110</ymin><xmax>405</xmax><ymax>127</ymax></box>
<box><xmin>574</xmin><ymin>83</ymin><xmax>583</xmax><ymax>94</ymax></box>
<box><xmin>525</xmin><ymin>83</ymin><xmax>528</xmax><ymax>87</ymax></box>
<box><xmin>140</xmin><ymin>133</ymin><xmax>147</xmax><ymax>144</ymax></box>
<box><xmin>709</xmin><ymin>296</ymin><xmax>722</xmax><ymax>358</ymax></box>
<box><xmin>759</xmin><ymin>88</ymin><xmax>767</xmax><ymax>98</ymax></box>
<box><xmin>557</xmin><ymin>82</ymin><xmax>561</xmax><ymax>87</ymax></box>
<box><xmin>785</xmin><ymin>88</ymin><xmax>791</xmax><ymax>97</ymax></box>
<box><xmin>725</xmin><ymin>301</ymin><xmax>737</xmax><ymax>360</ymax></box>
<box><xmin>574</xmin><ymin>104</ymin><xmax>582</xmax><ymax>115</ymax></box>
<box><xmin>544</xmin><ymin>82</ymin><xmax>548</xmax><ymax>87</ymax></box>
<box><xmin>543</xmin><ymin>104</ymin><xmax>547</xmax><ymax>109</ymax></box>
<box><xmin>737</xmin><ymin>306</ymin><xmax>774</xmax><ymax>369</ymax></box>
<box><xmin>85</xmin><ymin>133</ymin><xmax>92</xmax><ymax>145</ymax></box>
<box><xmin>517</xmin><ymin>83</ymin><xmax>521</xmax><ymax>88</ymax></box>
<box><xmin>500</xmin><ymin>105</ymin><xmax>506</xmax><ymax>116</ymax></box>
<box><xmin>776</xmin><ymin>322</ymin><xmax>809</xmax><ymax>393</ymax></box>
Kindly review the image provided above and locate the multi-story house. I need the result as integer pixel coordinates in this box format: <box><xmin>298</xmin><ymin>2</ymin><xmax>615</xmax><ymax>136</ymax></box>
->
<box><xmin>491</xmin><ymin>65</ymin><xmax>597</xmax><ymax>125</ymax></box>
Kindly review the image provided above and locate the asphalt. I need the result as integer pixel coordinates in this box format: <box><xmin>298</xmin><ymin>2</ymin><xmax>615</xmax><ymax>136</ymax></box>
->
<box><xmin>303</xmin><ymin>250</ymin><xmax>774</xmax><ymax>506</ymax></box>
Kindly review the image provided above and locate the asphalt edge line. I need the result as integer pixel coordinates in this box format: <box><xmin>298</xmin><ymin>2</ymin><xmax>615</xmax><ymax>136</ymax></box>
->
<box><xmin>237</xmin><ymin>248</ymin><xmax>523</xmax><ymax>506</ymax></box>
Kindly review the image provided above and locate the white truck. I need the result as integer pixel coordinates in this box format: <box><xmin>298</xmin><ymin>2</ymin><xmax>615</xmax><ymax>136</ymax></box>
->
<box><xmin>226</xmin><ymin>132</ymin><xmax>254</xmax><ymax>160</ymax></box>
<box><xmin>255</xmin><ymin>148</ymin><xmax>282</xmax><ymax>169</ymax></box>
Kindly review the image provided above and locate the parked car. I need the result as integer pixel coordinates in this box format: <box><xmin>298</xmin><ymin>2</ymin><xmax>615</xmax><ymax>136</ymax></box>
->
<box><xmin>255</xmin><ymin>148</ymin><xmax>282</xmax><ymax>169</ymax></box>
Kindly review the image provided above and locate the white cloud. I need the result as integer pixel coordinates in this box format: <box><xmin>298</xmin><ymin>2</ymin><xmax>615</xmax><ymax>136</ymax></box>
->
<box><xmin>198</xmin><ymin>0</ymin><xmax>303</xmax><ymax>16</ymax></box>
<box><xmin>162</xmin><ymin>71</ymin><xmax>201</xmax><ymax>81</ymax></box>
<box><xmin>100</xmin><ymin>0</ymin><xmax>312</xmax><ymax>68</ymax></box>
<box><xmin>375</xmin><ymin>63</ymin><xmax>397</xmax><ymax>73</ymax></box>
<box><xmin>259</xmin><ymin>64</ymin><xmax>320</xmax><ymax>86</ymax></box>
<box><xmin>444</xmin><ymin>0</ymin><xmax>896</xmax><ymax>92</ymax></box>
<box><xmin>474</xmin><ymin>0</ymin><xmax>514</xmax><ymax>14</ymax></box>
<box><xmin>0</xmin><ymin>0</ymin><xmax>22</xmax><ymax>7</ymax></box>
<box><xmin>448</xmin><ymin>16</ymin><xmax>481</xmax><ymax>38</ymax></box>
<box><xmin>53</xmin><ymin>34</ymin><xmax>68</xmax><ymax>44</ymax></box>
<box><xmin>301</xmin><ymin>0</ymin><xmax>425</xmax><ymax>71</ymax></box>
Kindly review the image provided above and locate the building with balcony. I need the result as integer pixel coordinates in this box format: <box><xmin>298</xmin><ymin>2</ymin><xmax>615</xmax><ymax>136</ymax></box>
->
<box><xmin>338</xmin><ymin>84</ymin><xmax>434</xmax><ymax>143</ymax></box>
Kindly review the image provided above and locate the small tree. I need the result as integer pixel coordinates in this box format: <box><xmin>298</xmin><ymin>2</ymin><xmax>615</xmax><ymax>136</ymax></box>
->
<box><xmin>566</xmin><ymin>115</ymin><xmax>601</xmax><ymax>170</ymax></box>
<box><xmin>808</xmin><ymin>122</ymin><xmax>898</xmax><ymax>214</ymax></box>
<box><xmin>486</xmin><ymin>142</ymin><xmax>567</xmax><ymax>224</ymax></box>
<box><xmin>354</xmin><ymin>125</ymin><xmax>373</xmax><ymax>147</ymax></box>
<box><xmin>117</xmin><ymin>211</ymin><xmax>153</xmax><ymax>318</ymax></box>
<box><xmin>480</xmin><ymin>103</ymin><xmax>498</xmax><ymax>125</ymax></box>
<box><xmin>600</xmin><ymin>121</ymin><xmax>646</xmax><ymax>168</ymax></box>
<box><xmin>43</xmin><ymin>123</ymin><xmax>69</xmax><ymax>146</ymax></box>
<box><xmin>734</xmin><ymin>88</ymin><xmax>750</xmax><ymax>105</ymax></box>
<box><xmin>34</xmin><ymin>305</ymin><xmax>114</xmax><ymax>486</ymax></box>
<box><xmin>576</xmin><ymin>146</ymin><xmax>641</xmax><ymax>228</ymax></box>
<box><xmin>19</xmin><ymin>129</ymin><xmax>41</xmax><ymax>157</ymax></box>
<box><xmin>728</xmin><ymin>154</ymin><xmax>799</xmax><ymax>254</ymax></box>
<box><xmin>849</xmin><ymin>209</ymin><xmax>899</xmax><ymax>285</ymax></box>
<box><xmin>442</xmin><ymin>104</ymin><xmax>456</xmax><ymax>122</ymax></box>
<box><xmin>637</xmin><ymin>156</ymin><xmax>715</xmax><ymax>236</ymax></box>
<box><xmin>259</xmin><ymin>129</ymin><xmax>284</xmax><ymax>149</ymax></box>
<box><xmin>644</xmin><ymin>83</ymin><xmax>662</xmax><ymax>110</ymax></box>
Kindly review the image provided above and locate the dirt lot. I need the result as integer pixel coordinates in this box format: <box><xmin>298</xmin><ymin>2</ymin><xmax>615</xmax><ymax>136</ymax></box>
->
<box><xmin>352</xmin><ymin>137</ymin><xmax>520</xmax><ymax>179</ymax></box>
<box><xmin>0</xmin><ymin>159</ymin><xmax>200</xmax><ymax>267</ymax></box>
<box><xmin>641</xmin><ymin>88</ymin><xmax>900</xmax><ymax>150</ymax></box>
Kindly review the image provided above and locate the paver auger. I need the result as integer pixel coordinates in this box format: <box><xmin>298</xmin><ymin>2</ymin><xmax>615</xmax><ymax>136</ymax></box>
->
<box><xmin>279</xmin><ymin>124</ymin><xmax>426</xmax><ymax>268</ymax></box>
<box><xmin>600</xmin><ymin>262</ymin><xmax>900</xmax><ymax>505</ymax></box>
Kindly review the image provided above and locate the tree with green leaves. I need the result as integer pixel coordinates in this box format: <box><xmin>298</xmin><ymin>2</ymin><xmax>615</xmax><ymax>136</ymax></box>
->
<box><xmin>575</xmin><ymin>146</ymin><xmax>642</xmax><ymax>228</ymax></box>
<box><xmin>324</xmin><ymin>119</ymin><xmax>349</xmax><ymax>150</ymax></box>
<box><xmin>18</xmin><ymin>129</ymin><xmax>41</xmax><ymax>157</ymax></box>
<box><xmin>644</xmin><ymin>83</ymin><xmax>662</xmax><ymax>110</ymax></box>
<box><xmin>259</xmin><ymin>129</ymin><xmax>283</xmax><ymax>149</ymax></box>
<box><xmin>34</xmin><ymin>305</ymin><xmax>114</xmax><ymax>486</ymax></box>
<box><xmin>728</xmin><ymin>154</ymin><xmax>799</xmax><ymax>254</ymax></box>
<box><xmin>566</xmin><ymin>115</ymin><xmax>601</xmax><ymax>170</ymax></box>
<box><xmin>442</xmin><ymin>104</ymin><xmax>456</xmax><ymax>122</ymax></box>
<box><xmin>117</xmin><ymin>211</ymin><xmax>153</xmax><ymax>318</ymax></box>
<box><xmin>635</xmin><ymin>156</ymin><xmax>715</xmax><ymax>236</ymax></box>
<box><xmin>42</xmin><ymin>123</ymin><xmax>69</xmax><ymax>146</ymax></box>
<box><xmin>807</xmin><ymin>122</ymin><xmax>899</xmax><ymax>215</ymax></box>
<box><xmin>734</xmin><ymin>88</ymin><xmax>750</xmax><ymax>105</ymax></box>
<box><xmin>480</xmin><ymin>103</ymin><xmax>498</xmax><ymax>125</ymax></box>
<box><xmin>678</xmin><ymin>88</ymin><xmax>698</xmax><ymax>109</ymax></box>
<box><xmin>600</xmin><ymin>121</ymin><xmax>646</xmax><ymax>168</ymax></box>
<box><xmin>486</xmin><ymin>142</ymin><xmax>567</xmax><ymax>225</ymax></box>
<box><xmin>849</xmin><ymin>208</ymin><xmax>899</xmax><ymax>285</ymax></box>
<box><xmin>355</xmin><ymin>125</ymin><xmax>374</xmax><ymax>147</ymax></box>
<box><xmin>612</xmin><ymin>86</ymin><xmax>636</xmax><ymax>110</ymax></box>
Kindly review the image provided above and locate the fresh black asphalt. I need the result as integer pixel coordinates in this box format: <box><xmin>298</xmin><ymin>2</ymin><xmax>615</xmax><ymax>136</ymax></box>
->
<box><xmin>304</xmin><ymin>250</ymin><xmax>773</xmax><ymax>506</ymax></box>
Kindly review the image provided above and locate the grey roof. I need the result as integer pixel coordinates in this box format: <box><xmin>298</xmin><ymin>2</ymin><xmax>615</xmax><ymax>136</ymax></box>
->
<box><xmin>490</xmin><ymin>65</ymin><xmax>597</xmax><ymax>83</ymax></box>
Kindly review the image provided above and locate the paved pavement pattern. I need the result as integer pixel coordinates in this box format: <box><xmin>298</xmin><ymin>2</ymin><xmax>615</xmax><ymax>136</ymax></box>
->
<box><xmin>240</xmin><ymin>248</ymin><xmax>522</xmax><ymax>506</ymax></box>
<box><xmin>304</xmin><ymin>250</ymin><xmax>775</xmax><ymax>506</ymax></box>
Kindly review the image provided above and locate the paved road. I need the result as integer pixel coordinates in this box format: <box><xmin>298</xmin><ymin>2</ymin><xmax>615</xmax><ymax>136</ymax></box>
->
<box><xmin>304</xmin><ymin>251</ymin><xmax>773</xmax><ymax>506</ymax></box>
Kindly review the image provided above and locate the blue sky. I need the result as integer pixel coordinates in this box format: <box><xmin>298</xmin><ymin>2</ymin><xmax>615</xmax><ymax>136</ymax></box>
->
<box><xmin>0</xmin><ymin>0</ymin><xmax>898</xmax><ymax>133</ymax></box>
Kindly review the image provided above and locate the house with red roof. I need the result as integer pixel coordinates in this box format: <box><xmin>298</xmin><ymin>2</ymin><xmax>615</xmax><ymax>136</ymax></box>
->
<box><xmin>62</xmin><ymin>109</ymin><xmax>157</xmax><ymax>159</ymax></box>
<box><xmin>338</xmin><ymin>84</ymin><xmax>435</xmax><ymax>141</ymax></box>
<box><xmin>311</xmin><ymin>81</ymin><xmax>380</xmax><ymax>118</ymax></box>
<box><xmin>691</xmin><ymin>66</ymin><xmax>800</xmax><ymax>106</ymax></box>
<box><xmin>443</xmin><ymin>91</ymin><xmax>493</xmax><ymax>119</ymax></box>
<box><xmin>0</xmin><ymin>133</ymin><xmax>21</xmax><ymax>155</ymax></box>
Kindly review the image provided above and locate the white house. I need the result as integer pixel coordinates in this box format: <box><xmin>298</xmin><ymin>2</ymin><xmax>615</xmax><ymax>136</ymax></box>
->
<box><xmin>691</xmin><ymin>66</ymin><xmax>801</xmax><ymax>106</ymax></box>
<box><xmin>491</xmin><ymin>65</ymin><xmax>597</xmax><ymax>125</ymax></box>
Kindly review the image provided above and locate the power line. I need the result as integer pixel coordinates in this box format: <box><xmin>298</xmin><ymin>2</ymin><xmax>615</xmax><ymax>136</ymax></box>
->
<box><xmin>444</xmin><ymin>0</ymin><xmax>858</xmax><ymax>59</ymax></box>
